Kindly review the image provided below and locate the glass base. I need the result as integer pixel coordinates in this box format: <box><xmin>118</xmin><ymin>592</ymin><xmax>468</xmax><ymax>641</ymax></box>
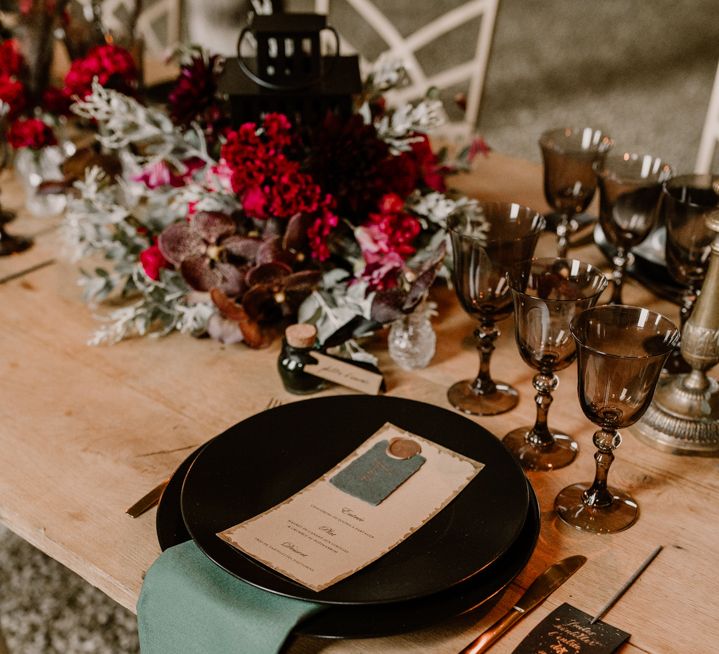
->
<box><xmin>554</xmin><ymin>482</ymin><xmax>639</xmax><ymax>534</ymax></box>
<box><xmin>447</xmin><ymin>380</ymin><xmax>519</xmax><ymax>416</ymax></box>
<box><xmin>502</xmin><ymin>427</ymin><xmax>578</xmax><ymax>471</ymax></box>
<box><xmin>0</xmin><ymin>234</ymin><xmax>32</xmax><ymax>256</ymax></box>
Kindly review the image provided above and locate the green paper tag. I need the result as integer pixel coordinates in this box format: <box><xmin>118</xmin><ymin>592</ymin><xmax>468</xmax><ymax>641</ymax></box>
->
<box><xmin>330</xmin><ymin>439</ymin><xmax>426</xmax><ymax>505</ymax></box>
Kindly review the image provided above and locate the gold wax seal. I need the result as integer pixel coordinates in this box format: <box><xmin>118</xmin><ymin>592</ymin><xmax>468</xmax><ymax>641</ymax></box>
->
<box><xmin>387</xmin><ymin>437</ymin><xmax>421</xmax><ymax>460</ymax></box>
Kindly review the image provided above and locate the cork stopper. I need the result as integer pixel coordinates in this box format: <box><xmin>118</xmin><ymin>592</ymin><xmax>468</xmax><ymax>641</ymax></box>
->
<box><xmin>285</xmin><ymin>323</ymin><xmax>317</xmax><ymax>348</ymax></box>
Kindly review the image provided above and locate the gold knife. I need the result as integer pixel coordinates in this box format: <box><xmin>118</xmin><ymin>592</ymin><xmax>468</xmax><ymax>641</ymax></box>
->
<box><xmin>458</xmin><ymin>555</ymin><xmax>587</xmax><ymax>654</ymax></box>
<box><xmin>126</xmin><ymin>478</ymin><xmax>169</xmax><ymax>518</ymax></box>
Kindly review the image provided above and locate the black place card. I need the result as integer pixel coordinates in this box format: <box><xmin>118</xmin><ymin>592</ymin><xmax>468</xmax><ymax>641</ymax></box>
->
<box><xmin>513</xmin><ymin>603</ymin><xmax>630</xmax><ymax>654</ymax></box>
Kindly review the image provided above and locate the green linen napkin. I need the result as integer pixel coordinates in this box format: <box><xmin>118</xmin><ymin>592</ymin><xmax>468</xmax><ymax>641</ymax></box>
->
<box><xmin>137</xmin><ymin>540</ymin><xmax>323</xmax><ymax>654</ymax></box>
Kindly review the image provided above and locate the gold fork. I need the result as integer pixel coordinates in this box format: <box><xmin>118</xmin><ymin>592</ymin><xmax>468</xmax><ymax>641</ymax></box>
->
<box><xmin>126</xmin><ymin>397</ymin><xmax>283</xmax><ymax>518</ymax></box>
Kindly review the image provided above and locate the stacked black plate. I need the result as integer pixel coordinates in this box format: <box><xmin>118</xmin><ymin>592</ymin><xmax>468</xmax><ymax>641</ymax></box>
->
<box><xmin>156</xmin><ymin>395</ymin><xmax>540</xmax><ymax>639</ymax></box>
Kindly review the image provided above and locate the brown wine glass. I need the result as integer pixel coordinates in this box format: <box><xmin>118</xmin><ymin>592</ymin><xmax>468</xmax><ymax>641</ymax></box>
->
<box><xmin>0</xmin><ymin>101</ymin><xmax>32</xmax><ymax>256</ymax></box>
<box><xmin>555</xmin><ymin>305</ymin><xmax>679</xmax><ymax>533</ymax></box>
<box><xmin>539</xmin><ymin>127</ymin><xmax>613</xmax><ymax>258</ymax></box>
<box><xmin>447</xmin><ymin>202</ymin><xmax>545</xmax><ymax>416</ymax></box>
<box><xmin>504</xmin><ymin>258</ymin><xmax>608</xmax><ymax>470</ymax></box>
<box><xmin>594</xmin><ymin>153</ymin><xmax>672</xmax><ymax>304</ymax></box>
<box><xmin>662</xmin><ymin>174</ymin><xmax>719</xmax><ymax>373</ymax></box>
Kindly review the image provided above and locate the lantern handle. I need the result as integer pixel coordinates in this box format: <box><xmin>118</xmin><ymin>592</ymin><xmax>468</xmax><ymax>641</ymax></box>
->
<box><xmin>236</xmin><ymin>24</ymin><xmax>341</xmax><ymax>92</ymax></box>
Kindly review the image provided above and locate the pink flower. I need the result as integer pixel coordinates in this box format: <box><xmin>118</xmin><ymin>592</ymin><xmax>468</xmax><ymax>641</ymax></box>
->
<box><xmin>362</xmin><ymin>252</ymin><xmax>405</xmax><ymax>291</ymax></box>
<box><xmin>133</xmin><ymin>161</ymin><xmax>173</xmax><ymax>189</ymax></box>
<box><xmin>206</xmin><ymin>161</ymin><xmax>235</xmax><ymax>193</ymax></box>
<box><xmin>140</xmin><ymin>243</ymin><xmax>170</xmax><ymax>281</ymax></box>
<box><xmin>133</xmin><ymin>158</ymin><xmax>204</xmax><ymax>189</ymax></box>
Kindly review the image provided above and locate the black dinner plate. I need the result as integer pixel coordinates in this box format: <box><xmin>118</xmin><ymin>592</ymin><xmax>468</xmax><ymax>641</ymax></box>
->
<box><xmin>156</xmin><ymin>446</ymin><xmax>539</xmax><ymax>639</ymax></box>
<box><xmin>180</xmin><ymin>395</ymin><xmax>530</xmax><ymax>605</ymax></box>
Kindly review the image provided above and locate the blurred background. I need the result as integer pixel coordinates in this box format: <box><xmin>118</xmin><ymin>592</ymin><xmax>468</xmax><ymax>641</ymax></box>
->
<box><xmin>1</xmin><ymin>0</ymin><xmax>718</xmax><ymax>652</ymax></box>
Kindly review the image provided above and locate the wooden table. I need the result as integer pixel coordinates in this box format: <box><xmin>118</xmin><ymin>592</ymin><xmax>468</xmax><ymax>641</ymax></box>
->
<box><xmin>1</xmin><ymin>153</ymin><xmax>716</xmax><ymax>654</ymax></box>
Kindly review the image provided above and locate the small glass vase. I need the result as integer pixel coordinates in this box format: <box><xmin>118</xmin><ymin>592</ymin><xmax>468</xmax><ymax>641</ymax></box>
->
<box><xmin>15</xmin><ymin>146</ymin><xmax>66</xmax><ymax>217</ymax></box>
<box><xmin>388</xmin><ymin>303</ymin><xmax>437</xmax><ymax>370</ymax></box>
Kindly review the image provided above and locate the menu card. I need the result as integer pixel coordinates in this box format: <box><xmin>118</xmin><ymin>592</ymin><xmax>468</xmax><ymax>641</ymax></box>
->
<box><xmin>218</xmin><ymin>423</ymin><xmax>484</xmax><ymax>592</ymax></box>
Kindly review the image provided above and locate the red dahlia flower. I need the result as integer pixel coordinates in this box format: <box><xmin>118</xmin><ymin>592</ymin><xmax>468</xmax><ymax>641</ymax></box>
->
<box><xmin>64</xmin><ymin>44</ymin><xmax>138</xmax><ymax>99</ymax></box>
<box><xmin>0</xmin><ymin>73</ymin><xmax>26</xmax><ymax>118</ymax></box>
<box><xmin>7</xmin><ymin>117</ymin><xmax>56</xmax><ymax>149</ymax></box>
<box><xmin>0</xmin><ymin>40</ymin><xmax>23</xmax><ymax>77</ymax></box>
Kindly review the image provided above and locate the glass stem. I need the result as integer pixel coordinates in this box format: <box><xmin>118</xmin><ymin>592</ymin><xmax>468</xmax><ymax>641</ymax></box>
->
<box><xmin>556</xmin><ymin>214</ymin><xmax>571</xmax><ymax>259</ymax></box>
<box><xmin>470</xmin><ymin>321</ymin><xmax>498</xmax><ymax>395</ymax></box>
<box><xmin>526</xmin><ymin>372</ymin><xmax>558</xmax><ymax>448</ymax></box>
<box><xmin>610</xmin><ymin>248</ymin><xmax>630</xmax><ymax>304</ymax></box>
<box><xmin>582</xmin><ymin>428</ymin><xmax>621</xmax><ymax>508</ymax></box>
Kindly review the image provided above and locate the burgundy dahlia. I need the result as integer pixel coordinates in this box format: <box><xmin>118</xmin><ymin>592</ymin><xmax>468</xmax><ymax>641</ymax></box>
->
<box><xmin>306</xmin><ymin>113</ymin><xmax>418</xmax><ymax>221</ymax></box>
<box><xmin>168</xmin><ymin>54</ymin><xmax>226</xmax><ymax>138</ymax></box>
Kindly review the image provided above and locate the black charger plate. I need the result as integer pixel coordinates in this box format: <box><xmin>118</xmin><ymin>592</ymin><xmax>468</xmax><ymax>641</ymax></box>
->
<box><xmin>156</xmin><ymin>444</ymin><xmax>539</xmax><ymax>639</ymax></box>
<box><xmin>180</xmin><ymin>395</ymin><xmax>530</xmax><ymax>605</ymax></box>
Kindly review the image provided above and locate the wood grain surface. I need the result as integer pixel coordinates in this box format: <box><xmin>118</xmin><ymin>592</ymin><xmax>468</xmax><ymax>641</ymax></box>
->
<box><xmin>0</xmin><ymin>153</ymin><xmax>715</xmax><ymax>654</ymax></box>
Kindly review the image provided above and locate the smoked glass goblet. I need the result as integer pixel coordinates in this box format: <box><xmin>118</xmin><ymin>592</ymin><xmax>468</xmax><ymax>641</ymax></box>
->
<box><xmin>447</xmin><ymin>202</ymin><xmax>545</xmax><ymax>416</ymax></box>
<box><xmin>555</xmin><ymin>305</ymin><xmax>679</xmax><ymax>534</ymax></box>
<box><xmin>539</xmin><ymin>127</ymin><xmax>613</xmax><ymax>258</ymax></box>
<box><xmin>594</xmin><ymin>153</ymin><xmax>672</xmax><ymax>304</ymax></box>
<box><xmin>504</xmin><ymin>258</ymin><xmax>608</xmax><ymax>470</ymax></box>
<box><xmin>662</xmin><ymin>174</ymin><xmax>719</xmax><ymax>373</ymax></box>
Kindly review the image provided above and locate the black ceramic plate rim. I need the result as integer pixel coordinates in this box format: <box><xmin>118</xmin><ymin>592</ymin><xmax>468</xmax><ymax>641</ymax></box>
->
<box><xmin>156</xmin><ymin>450</ymin><xmax>539</xmax><ymax>640</ymax></box>
<box><xmin>179</xmin><ymin>395</ymin><xmax>530</xmax><ymax>606</ymax></box>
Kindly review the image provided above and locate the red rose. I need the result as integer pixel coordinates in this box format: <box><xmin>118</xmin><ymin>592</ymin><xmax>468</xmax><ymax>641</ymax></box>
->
<box><xmin>0</xmin><ymin>73</ymin><xmax>26</xmax><ymax>119</ymax></box>
<box><xmin>64</xmin><ymin>44</ymin><xmax>138</xmax><ymax>99</ymax></box>
<box><xmin>241</xmin><ymin>186</ymin><xmax>268</xmax><ymax>219</ymax></box>
<box><xmin>7</xmin><ymin>118</ymin><xmax>57</xmax><ymax>150</ymax></box>
<box><xmin>140</xmin><ymin>243</ymin><xmax>170</xmax><ymax>281</ymax></box>
<box><xmin>0</xmin><ymin>40</ymin><xmax>23</xmax><ymax>77</ymax></box>
<box><xmin>410</xmin><ymin>134</ymin><xmax>446</xmax><ymax>192</ymax></box>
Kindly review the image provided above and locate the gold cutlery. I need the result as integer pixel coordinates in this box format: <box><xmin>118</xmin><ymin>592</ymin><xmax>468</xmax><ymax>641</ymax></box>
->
<box><xmin>126</xmin><ymin>478</ymin><xmax>170</xmax><ymax>518</ymax></box>
<box><xmin>126</xmin><ymin>397</ymin><xmax>283</xmax><ymax>518</ymax></box>
<box><xmin>458</xmin><ymin>555</ymin><xmax>586</xmax><ymax>654</ymax></box>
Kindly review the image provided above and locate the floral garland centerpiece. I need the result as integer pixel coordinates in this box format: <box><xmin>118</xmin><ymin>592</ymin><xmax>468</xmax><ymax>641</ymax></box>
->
<box><xmin>64</xmin><ymin>51</ymin><xmax>488</xmax><ymax>362</ymax></box>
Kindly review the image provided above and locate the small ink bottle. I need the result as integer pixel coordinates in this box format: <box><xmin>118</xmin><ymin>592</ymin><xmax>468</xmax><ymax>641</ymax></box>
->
<box><xmin>277</xmin><ymin>324</ymin><xmax>327</xmax><ymax>395</ymax></box>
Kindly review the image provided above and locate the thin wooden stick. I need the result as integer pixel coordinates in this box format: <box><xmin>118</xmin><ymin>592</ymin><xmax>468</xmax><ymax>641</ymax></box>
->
<box><xmin>590</xmin><ymin>545</ymin><xmax>663</xmax><ymax>624</ymax></box>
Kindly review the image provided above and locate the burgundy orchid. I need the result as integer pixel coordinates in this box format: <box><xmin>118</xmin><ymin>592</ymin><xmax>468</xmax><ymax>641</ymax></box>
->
<box><xmin>158</xmin><ymin>211</ymin><xmax>259</xmax><ymax>297</ymax></box>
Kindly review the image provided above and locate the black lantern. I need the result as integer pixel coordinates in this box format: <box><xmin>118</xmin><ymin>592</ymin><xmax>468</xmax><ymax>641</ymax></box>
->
<box><xmin>218</xmin><ymin>8</ymin><xmax>362</xmax><ymax>125</ymax></box>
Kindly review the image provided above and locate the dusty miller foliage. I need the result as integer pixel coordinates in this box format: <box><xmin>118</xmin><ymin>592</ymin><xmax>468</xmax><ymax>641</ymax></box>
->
<box><xmin>63</xmin><ymin>63</ymin><xmax>473</xmax><ymax>351</ymax></box>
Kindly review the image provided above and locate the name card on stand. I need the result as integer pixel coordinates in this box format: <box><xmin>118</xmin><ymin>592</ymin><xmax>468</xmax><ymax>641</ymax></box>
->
<box><xmin>513</xmin><ymin>603</ymin><xmax>629</xmax><ymax>654</ymax></box>
<box><xmin>305</xmin><ymin>352</ymin><xmax>383</xmax><ymax>395</ymax></box>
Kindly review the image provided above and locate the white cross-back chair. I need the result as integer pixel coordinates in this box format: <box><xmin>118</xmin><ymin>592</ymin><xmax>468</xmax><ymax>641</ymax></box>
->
<box><xmin>696</xmin><ymin>61</ymin><xmax>719</xmax><ymax>174</ymax></box>
<box><xmin>102</xmin><ymin>0</ymin><xmax>182</xmax><ymax>57</ymax></box>
<box><xmin>309</xmin><ymin>0</ymin><xmax>499</xmax><ymax>138</ymax></box>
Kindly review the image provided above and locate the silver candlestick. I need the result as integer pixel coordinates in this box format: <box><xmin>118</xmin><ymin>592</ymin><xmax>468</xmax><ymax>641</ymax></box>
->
<box><xmin>632</xmin><ymin>211</ymin><xmax>719</xmax><ymax>455</ymax></box>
